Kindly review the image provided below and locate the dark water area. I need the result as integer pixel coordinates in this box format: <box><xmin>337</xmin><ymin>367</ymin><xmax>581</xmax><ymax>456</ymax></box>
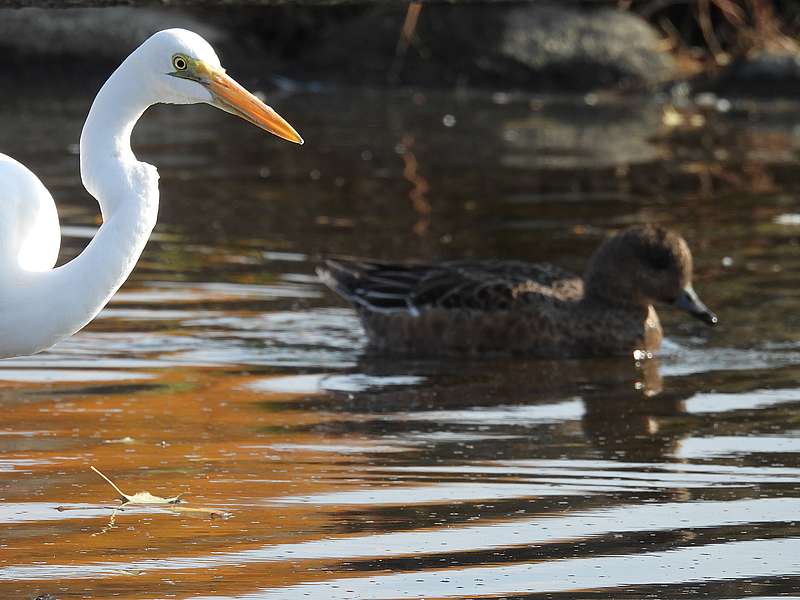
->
<box><xmin>2</xmin><ymin>79</ymin><xmax>800</xmax><ymax>598</ymax></box>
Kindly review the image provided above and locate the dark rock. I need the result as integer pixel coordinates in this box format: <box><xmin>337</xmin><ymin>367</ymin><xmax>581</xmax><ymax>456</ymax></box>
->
<box><xmin>297</xmin><ymin>3</ymin><xmax>674</xmax><ymax>91</ymax></box>
<box><xmin>0</xmin><ymin>0</ymin><xmax>391</xmax><ymax>5</ymax></box>
<box><xmin>497</xmin><ymin>5</ymin><xmax>673</xmax><ymax>91</ymax></box>
<box><xmin>711</xmin><ymin>50</ymin><xmax>800</xmax><ymax>96</ymax></box>
<box><xmin>0</xmin><ymin>3</ymin><xmax>674</xmax><ymax>92</ymax></box>
<box><xmin>0</xmin><ymin>7</ymin><xmax>225</xmax><ymax>60</ymax></box>
<box><xmin>0</xmin><ymin>7</ymin><xmax>287</xmax><ymax>86</ymax></box>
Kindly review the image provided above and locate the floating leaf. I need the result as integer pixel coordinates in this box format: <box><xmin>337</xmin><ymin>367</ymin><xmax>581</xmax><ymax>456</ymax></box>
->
<box><xmin>91</xmin><ymin>465</ymin><xmax>183</xmax><ymax>505</ymax></box>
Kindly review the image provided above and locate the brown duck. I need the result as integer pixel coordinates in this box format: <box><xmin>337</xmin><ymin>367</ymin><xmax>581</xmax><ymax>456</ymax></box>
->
<box><xmin>317</xmin><ymin>225</ymin><xmax>718</xmax><ymax>358</ymax></box>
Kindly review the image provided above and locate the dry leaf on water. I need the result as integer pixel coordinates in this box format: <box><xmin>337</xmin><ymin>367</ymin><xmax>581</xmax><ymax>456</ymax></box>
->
<box><xmin>91</xmin><ymin>465</ymin><xmax>183</xmax><ymax>505</ymax></box>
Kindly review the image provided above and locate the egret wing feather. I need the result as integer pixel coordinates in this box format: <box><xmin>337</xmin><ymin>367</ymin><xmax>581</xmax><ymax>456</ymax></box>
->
<box><xmin>0</xmin><ymin>154</ymin><xmax>61</xmax><ymax>275</ymax></box>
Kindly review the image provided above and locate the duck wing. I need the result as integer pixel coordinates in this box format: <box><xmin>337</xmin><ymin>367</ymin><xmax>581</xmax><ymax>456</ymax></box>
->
<box><xmin>317</xmin><ymin>258</ymin><xmax>583</xmax><ymax>314</ymax></box>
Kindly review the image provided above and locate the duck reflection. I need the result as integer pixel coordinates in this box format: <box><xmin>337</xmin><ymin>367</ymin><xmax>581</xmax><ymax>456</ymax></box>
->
<box><xmin>580</xmin><ymin>357</ymin><xmax>688</xmax><ymax>462</ymax></box>
<box><xmin>291</xmin><ymin>353</ymin><xmax>687</xmax><ymax>464</ymax></box>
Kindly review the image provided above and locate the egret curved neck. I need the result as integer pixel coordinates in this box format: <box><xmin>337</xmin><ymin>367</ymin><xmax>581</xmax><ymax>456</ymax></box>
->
<box><xmin>80</xmin><ymin>64</ymin><xmax>154</xmax><ymax>218</ymax></box>
<box><xmin>14</xmin><ymin>64</ymin><xmax>161</xmax><ymax>357</ymax></box>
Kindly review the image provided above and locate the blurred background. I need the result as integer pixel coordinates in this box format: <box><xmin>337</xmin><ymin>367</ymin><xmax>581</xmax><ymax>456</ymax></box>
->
<box><xmin>3</xmin><ymin>1</ymin><xmax>800</xmax><ymax>92</ymax></box>
<box><xmin>3</xmin><ymin>2</ymin><xmax>800</xmax><ymax>599</ymax></box>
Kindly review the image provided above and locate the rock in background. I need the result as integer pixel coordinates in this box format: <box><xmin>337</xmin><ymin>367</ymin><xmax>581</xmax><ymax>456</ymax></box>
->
<box><xmin>708</xmin><ymin>50</ymin><xmax>800</xmax><ymax>97</ymax></box>
<box><xmin>0</xmin><ymin>7</ymin><xmax>225</xmax><ymax>59</ymax></box>
<box><xmin>295</xmin><ymin>3</ymin><xmax>675</xmax><ymax>91</ymax></box>
<box><xmin>0</xmin><ymin>3</ymin><xmax>675</xmax><ymax>92</ymax></box>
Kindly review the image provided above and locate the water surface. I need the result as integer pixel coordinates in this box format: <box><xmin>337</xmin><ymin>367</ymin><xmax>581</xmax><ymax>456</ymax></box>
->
<box><xmin>2</xmin><ymin>82</ymin><xmax>800</xmax><ymax>598</ymax></box>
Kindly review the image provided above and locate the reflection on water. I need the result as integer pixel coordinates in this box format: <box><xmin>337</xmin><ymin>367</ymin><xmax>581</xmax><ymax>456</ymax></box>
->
<box><xmin>2</xmin><ymin>83</ymin><xmax>800</xmax><ymax>598</ymax></box>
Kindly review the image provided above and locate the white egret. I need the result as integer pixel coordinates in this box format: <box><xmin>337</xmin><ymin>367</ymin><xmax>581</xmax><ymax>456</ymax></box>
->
<box><xmin>0</xmin><ymin>28</ymin><xmax>302</xmax><ymax>359</ymax></box>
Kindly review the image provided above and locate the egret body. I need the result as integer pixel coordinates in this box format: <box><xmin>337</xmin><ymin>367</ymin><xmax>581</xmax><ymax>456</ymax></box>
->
<box><xmin>0</xmin><ymin>29</ymin><xmax>302</xmax><ymax>358</ymax></box>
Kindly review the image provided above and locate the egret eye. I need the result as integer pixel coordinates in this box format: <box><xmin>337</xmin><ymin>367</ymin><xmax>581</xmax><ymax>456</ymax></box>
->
<box><xmin>172</xmin><ymin>55</ymin><xmax>188</xmax><ymax>71</ymax></box>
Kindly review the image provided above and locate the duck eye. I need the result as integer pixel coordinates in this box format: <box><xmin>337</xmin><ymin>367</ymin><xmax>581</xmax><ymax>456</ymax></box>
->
<box><xmin>172</xmin><ymin>55</ymin><xmax>188</xmax><ymax>71</ymax></box>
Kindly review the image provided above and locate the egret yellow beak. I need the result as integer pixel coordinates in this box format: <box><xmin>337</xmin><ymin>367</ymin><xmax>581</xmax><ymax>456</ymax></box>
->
<box><xmin>200</xmin><ymin>64</ymin><xmax>303</xmax><ymax>145</ymax></box>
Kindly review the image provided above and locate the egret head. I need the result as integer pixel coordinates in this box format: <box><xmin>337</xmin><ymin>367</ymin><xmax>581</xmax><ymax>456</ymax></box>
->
<box><xmin>133</xmin><ymin>28</ymin><xmax>303</xmax><ymax>144</ymax></box>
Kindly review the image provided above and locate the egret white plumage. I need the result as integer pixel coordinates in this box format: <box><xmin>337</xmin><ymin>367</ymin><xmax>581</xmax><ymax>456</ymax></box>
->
<box><xmin>0</xmin><ymin>28</ymin><xmax>302</xmax><ymax>359</ymax></box>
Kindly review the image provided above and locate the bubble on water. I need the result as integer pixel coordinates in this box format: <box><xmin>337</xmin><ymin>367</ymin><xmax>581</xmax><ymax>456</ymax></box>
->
<box><xmin>492</xmin><ymin>92</ymin><xmax>511</xmax><ymax>105</ymax></box>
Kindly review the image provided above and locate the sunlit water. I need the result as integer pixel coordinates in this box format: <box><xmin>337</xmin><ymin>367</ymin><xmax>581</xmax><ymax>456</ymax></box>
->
<box><xmin>2</xmin><ymin>80</ymin><xmax>800</xmax><ymax>598</ymax></box>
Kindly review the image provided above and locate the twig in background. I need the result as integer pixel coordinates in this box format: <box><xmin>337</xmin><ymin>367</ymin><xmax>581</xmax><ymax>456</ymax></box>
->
<box><xmin>389</xmin><ymin>1</ymin><xmax>423</xmax><ymax>83</ymax></box>
<box><xmin>697</xmin><ymin>0</ymin><xmax>727</xmax><ymax>64</ymax></box>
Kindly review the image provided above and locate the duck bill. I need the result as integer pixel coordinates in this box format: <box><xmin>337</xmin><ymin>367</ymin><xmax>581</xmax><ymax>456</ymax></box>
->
<box><xmin>674</xmin><ymin>285</ymin><xmax>718</xmax><ymax>326</ymax></box>
<box><xmin>206</xmin><ymin>69</ymin><xmax>303</xmax><ymax>145</ymax></box>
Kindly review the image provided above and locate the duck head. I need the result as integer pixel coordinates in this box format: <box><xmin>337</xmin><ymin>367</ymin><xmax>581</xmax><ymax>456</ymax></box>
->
<box><xmin>584</xmin><ymin>225</ymin><xmax>718</xmax><ymax>325</ymax></box>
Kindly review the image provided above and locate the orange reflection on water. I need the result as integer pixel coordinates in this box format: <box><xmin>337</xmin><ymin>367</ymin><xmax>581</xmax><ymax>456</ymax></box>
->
<box><xmin>0</xmin><ymin>367</ymin><xmax>394</xmax><ymax>598</ymax></box>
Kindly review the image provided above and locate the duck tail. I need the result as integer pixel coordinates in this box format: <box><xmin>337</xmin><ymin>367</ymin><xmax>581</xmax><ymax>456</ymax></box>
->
<box><xmin>316</xmin><ymin>258</ymin><xmax>365</xmax><ymax>303</ymax></box>
<box><xmin>317</xmin><ymin>258</ymin><xmax>424</xmax><ymax>314</ymax></box>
